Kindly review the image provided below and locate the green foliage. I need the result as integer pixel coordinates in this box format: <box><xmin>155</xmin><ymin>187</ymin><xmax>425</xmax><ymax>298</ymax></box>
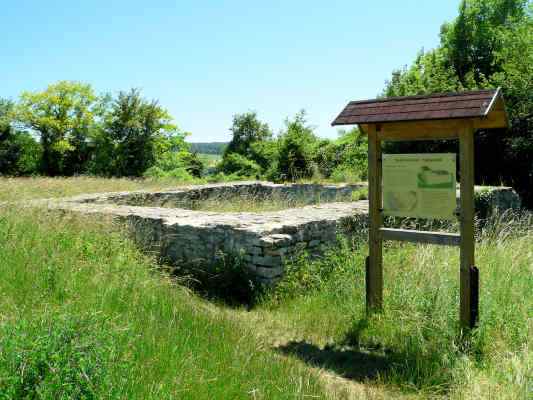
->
<box><xmin>384</xmin><ymin>0</ymin><xmax>533</xmax><ymax>207</ymax></box>
<box><xmin>335</xmin><ymin>128</ymin><xmax>368</xmax><ymax>181</ymax></box>
<box><xmin>0</xmin><ymin>205</ymin><xmax>325</xmax><ymax>398</ymax></box>
<box><xmin>224</xmin><ymin>111</ymin><xmax>272</xmax><ymax>158</ymax></box>
<box><xmin>220</xmin><ymin>111</ymin><xmax>273</xmax><ymax>176</ymax></box>
<box><xmin>101</xmin><ymin>89</ymin><xmax>177</xmax><ymax>177</ymax></box>
<box><xmin>218</xmin><ymin>111</ymin><xmax>368</xmax><ymax>184</ymax></box>
<box><xmin>17</xmin><ymin>81</ymin><xmax>101</xmax><ymax>176</ymax></box>
<box><xmin>218</xmin><ymin>152</ymin><xmax>261</xmax><ymax>177</ymax></box>
<box><xmin>179</xmin><ymin>152</ymin><xmax>205</xmax><ymax>177</ymax></box>
<box><xmin>265</xmin><ymin>241</ymin><xmax>354</xmax><ymax>306</ymax></box>
<box><xmin>271</xmin><ymin>111</ymin><xmax>319</xmax><ymax>182</ymax></box>
<box><xmin>0</xmin><ymin>99</ymin><xmax>41</xmax><ymax>175</ymax></box>
<box><xmin>313</xmin><ymin>139</ymin><xmax>340</xmax><ymax>178</ymax></box>
<box><xmin>12</xmin><ymin>82</ymin><xmax>203</xmax><ymax>179</ymax></box>
<box><xmin>0</xmin><ymin>313</ymin><xmax>125</xmax><ymax>399</ymax></box>
<box><xmin>0</xmin><ymin>131</ymin><xmax>42</xmax><ymax>176</ymax></box>
<box><xmin>248</xmin><ymin>139</ymin><xmax>278</xmax><ymax>172</ymax></box>
<box><xmin>143</xmin><ymin>131</ymin><xmax>204</xmax><ymax>179</ymax></box>
<box><xmin>384</xmin><ymin>48</ymin><xmax>464</xmax><ymax>97</ymax></box>
<box><xmin>440</xmin><ymin>0</ymin><xmax>528</xmax><ymax>85</ymax></box>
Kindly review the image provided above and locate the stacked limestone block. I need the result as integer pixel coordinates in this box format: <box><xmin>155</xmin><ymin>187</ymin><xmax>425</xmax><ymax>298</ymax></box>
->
<box><xmin>34</xmin><ymin>181</ymin><xmax>521</xmax><ymax>284</ymax></box>
<box><xmin>38</xmin><ymin>194</ymin><xmax>367</xmax><ymax>283</ymax></box>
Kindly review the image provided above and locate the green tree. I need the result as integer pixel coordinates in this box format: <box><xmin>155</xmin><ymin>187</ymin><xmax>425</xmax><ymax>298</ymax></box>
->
<box><xmin>440</xmin><ymin>0</ymin><xmax>528</xmax><ymax>85</ymax></box>
<box><xmin>17</xmin><ymin>81</ymin><xmax>101</xmax><ymax>176</ymax></box>
<box><xmin>221</xmin><ymin>112</ymin><xmax>273</xmax><ymax>175</ymax></box>
<box><xmin>384</xmin><ymin>48</ymin><xmax>464</xmax><ymax>97</ymax></box>
<box><xmin>0</xmin><ymin>99</ymin><xmax>41</xmax><ymax>175</ymax></box>
<box><xmin>179</xmin><ymin>152</ymin><xmax>205</xmax><ymax>178</ymax></box>
<box><xmin>145</xmin><ymin>131</ymin><xmax>204</xmax><ymax>179</ymax></box>
<box><xmin>218</xmin><ymin>152</ymin><xmax>261</xmax><ymax>177</ymax></box>
<box><xmin>272</xmin><ymin>111</ymin><xmax>319</xmax><ymax>182</ymax></box>
<box><xmin>225</xmin><ymin>111</ymin><xmax>272</xmax><ymax>157</ymax></box>
<box><xmin>383</xmin><ymin>0</ymin><xmax>533</xmax><ymax>206</ymax></box>
<box><xmin>103</xmin><ymin>89</ymin><xmax>177</xmax><ymax>177</ymax></box>
<box><xmin>249</xmin><ymin>140</ymin><xmax>278</xmax><ymax>173</ymax></box>
<box><xmin>0</xmin><ymin>99</ymin><xmax>19</xmax><ymax>174</ymax></box>
<box><xmin>335</xmin><ymin>127</ymin><xmax>368</xmax><ymax>181</ymax></box>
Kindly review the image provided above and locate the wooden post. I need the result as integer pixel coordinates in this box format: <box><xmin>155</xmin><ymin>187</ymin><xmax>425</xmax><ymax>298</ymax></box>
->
<box><xmin>459</xmin><ymin>124</ymin><xmax>477</xmax><ymax>329</ymax></box>
<box><xmin>366</xmin><ymin>124</ymin><xmax>383</xmax><ymax>312</ymax></box>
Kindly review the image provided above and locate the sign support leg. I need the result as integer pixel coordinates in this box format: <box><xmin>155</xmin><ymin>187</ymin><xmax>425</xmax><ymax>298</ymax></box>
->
<box><xmin>367</xmin><ymin>125</ymin><xmax>383</xmax><ymax>313</ymax></box>
<box><xmin>459</xmin><ymin>126</ymin><xmax>477</xmax><ymax>329</ymax></box>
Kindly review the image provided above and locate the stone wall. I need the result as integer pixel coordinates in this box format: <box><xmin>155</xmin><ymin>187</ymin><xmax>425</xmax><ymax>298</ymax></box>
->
<box><xmin>74</xmin><ymin>181</ymin><xmax>367</xmax><ymax>209</ymax></box>
<box><xmin>42</xmin><ymin>197</ymin><xmax>367</xmax><ymax>284</ymax></box>
<box><xmin>36</xmin><ymin>181</ymin><xmax>521</xmax><ymax>284</ymax></box>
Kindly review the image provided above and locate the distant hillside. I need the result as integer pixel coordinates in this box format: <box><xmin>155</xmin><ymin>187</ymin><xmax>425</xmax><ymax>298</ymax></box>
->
<box><xmin>189</xmin><ymin>142</ymin><xmax>228</xmax><ymax>155</ymax></box>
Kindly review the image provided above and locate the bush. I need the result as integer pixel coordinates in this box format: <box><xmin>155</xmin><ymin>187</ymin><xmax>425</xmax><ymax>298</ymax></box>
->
<box><xmin>179</xmin><ymin>152</ymin><xmax>205</xmax><ymax>177</ymax></box>
<box><xmin>265</xmin><ymin>238</ymin><xmax>364</xmax><ymax>306</ymax></box>
<box><xmin>249</xmin><ymin>140</ymin><xmax>278</xmax><ymax>173</ymax></box>
<box><xmin>218</xmin><ymin>152</ymin><xmax>261</xmax><ymax>177</ymax></box>
<box><xmin>330</xmin><ymin>165</ymin><xmax>362</xmax><ymax>183</ymax></box>
<box><xmin>0</xmin><ymin>130</ymin><xmax>41</xmax><ymax>175</ymax></box>
<box><xmin>0</xmin><ymin>313</ymin><xmax>126</xmax><ymax>399</ymax></box>
<box><xmin>0</xmin><ymin>98</ymin><xmax>41</xmax><ymax>176</ymax></box>
<box><xmin>274</xmin><ymin>111</ymin><xmax>319</xmax><ymax>182</ymax></box>
<box><xmin>313</xmin><ymin>140</ymin><xmax>340</xmax><ymax>178</ymax></box>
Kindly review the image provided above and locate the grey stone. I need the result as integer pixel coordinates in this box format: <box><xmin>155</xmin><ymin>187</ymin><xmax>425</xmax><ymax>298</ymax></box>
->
<box><xmin>32</xmin><ymin>181</ymin><xmax>521</xmax><ymax>284</ymax></box>
<box><xmin>252</xmin><ymin>255</ymin><xmax>282</xmax><ymax>267</ymax></box>
<box><xmin>255</xmin><ymin>266</ymin><xmax>283</xmax><ymax>279</ymax></box>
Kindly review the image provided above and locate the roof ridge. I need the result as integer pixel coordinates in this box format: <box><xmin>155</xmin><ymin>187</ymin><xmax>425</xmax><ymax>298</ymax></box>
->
<box><xmin>349</xmin><ymin>89</ymin><xmax>497</xmax><ymax>106</ymax></box>
<box><xmin>332</xmin><ymin>88</ymin><xmax>504</xmax><ymax>126</ymax></box>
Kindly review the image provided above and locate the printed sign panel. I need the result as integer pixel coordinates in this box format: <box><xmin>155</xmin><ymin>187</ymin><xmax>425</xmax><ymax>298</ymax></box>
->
<box><xmin>382</xmin><ymin>153</ymin><xmax>457</xmax><ymax>219</ymax></box>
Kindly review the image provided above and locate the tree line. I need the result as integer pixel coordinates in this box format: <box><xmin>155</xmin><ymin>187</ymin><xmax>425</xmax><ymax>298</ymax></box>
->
<box><xmin>217</xmin><ymin>111</ymin><xmax>368</xmax><ymax>183</ymax></box>
<box><xmin>1</xmin><ymin>0</ymin><xmax>531</xmax><ymax>206</ymax></box>
<box><xmin>0</xmin><ymin>82</ymin><xmax>202</xmax><ymax>179</ymax></box>
<box><xmin>218</xmin><ymin>0</ymin><xmax>532</xmax><ymax>206</ymax></box>
<box><xmin>0</xmin><ymin>83</ymin><xmax>368</xmax><ymax>184</ymax></box>
<box><xmin>383</xmin><ymin>0</ymin><xmax>532</xmax><ymax>206</ymax></box>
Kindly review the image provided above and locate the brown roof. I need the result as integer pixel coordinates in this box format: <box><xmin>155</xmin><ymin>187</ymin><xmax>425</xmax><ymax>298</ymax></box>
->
<box><xmin>332</xmin><ymin>88</ymin><xmax>502</xmax><ymax>126</ymax></box>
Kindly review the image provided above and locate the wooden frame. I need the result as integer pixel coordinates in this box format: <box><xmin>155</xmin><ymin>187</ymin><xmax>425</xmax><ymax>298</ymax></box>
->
<box><xmin>333</xmin><ymin>89</ymin><xmax>508</xmax><ymax>330</ymax></box>
<box><xmin>362</xmin><ymin>120</ymin><xmax>480</xmax><ymax>329</ymax></box>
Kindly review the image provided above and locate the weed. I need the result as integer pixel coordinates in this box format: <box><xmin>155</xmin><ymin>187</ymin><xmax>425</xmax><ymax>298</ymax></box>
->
<box><xmin>0</xmin><ymin>313</ymin><xmax>126</xmax><ymax>400</ymax></box>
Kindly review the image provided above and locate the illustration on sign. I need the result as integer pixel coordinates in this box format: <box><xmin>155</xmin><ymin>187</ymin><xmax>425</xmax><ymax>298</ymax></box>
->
<box><xmin>382</xmin><ymin>154</ymin><xmax>457</xmax><ymax>219</ymax></box>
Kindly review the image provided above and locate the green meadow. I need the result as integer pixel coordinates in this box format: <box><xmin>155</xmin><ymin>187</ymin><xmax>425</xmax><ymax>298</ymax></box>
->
<box><xmin>0</xmin><ymin>177</ymin><xmax>530</xmax><ymax>399</ymax></box>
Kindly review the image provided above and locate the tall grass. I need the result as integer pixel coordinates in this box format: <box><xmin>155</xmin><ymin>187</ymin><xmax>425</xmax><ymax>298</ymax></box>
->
<box><xmin>256</xmin><ymin>211</ymin><xmax>532</xmax><ymax>399</ymax></box>
<box><xmin>0</xmin><ymin>176</ymin><xmax>202</xmax><ymax>202</ymax></box>
<box><xmin>0</xmin><ymin>177</ymin><xmax>530</xmax><ymax>399</ymax></box>
<box><xmin>0</xmin><ymin>206</ymin><xmax>326</xmax><ymax>399</ymax></box>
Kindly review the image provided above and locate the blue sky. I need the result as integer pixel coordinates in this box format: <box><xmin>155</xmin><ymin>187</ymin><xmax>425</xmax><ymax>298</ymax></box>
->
<box><xmin>1</xmin><ymin>1</ymin><xmax>460</xmax><ymax>142</ymax></box>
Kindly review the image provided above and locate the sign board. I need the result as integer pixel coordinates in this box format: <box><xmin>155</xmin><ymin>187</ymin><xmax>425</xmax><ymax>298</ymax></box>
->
<box><xmin>382</xmin><ymin>153</ymin><xmax>456</xmax><ymax>219</ymax></box>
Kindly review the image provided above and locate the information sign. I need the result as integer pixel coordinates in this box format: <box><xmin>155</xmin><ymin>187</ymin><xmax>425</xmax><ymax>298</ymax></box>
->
<box><xmin>382</xmin><ymin>153</ymin><xmax>456</xmax><ymax>219</ymax></box>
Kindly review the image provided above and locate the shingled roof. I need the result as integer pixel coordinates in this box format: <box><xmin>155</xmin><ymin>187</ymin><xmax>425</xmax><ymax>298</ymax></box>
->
<box><xmin>332</xmin><ymin>88</ymin><xmax>503</xmax><ymax>126</ymax></box>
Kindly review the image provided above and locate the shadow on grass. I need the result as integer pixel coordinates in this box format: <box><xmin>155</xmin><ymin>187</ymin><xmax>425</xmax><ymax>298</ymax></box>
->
<box><xmin>277</xmin><ymin>317</ymin><xmax>457</xmax><ymax>394</ymax></box>
<box><xmin>277</xmin><ymin>340</ymin><xmax>393</xmax><ymax>381</ymax></box>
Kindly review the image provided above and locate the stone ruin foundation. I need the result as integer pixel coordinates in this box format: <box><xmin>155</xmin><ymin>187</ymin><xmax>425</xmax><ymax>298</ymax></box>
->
<box><xmin>40</xmin><ymin>182</ymin><xmax>369</xmax><ymax>283</ymax></box>
<box><xmin>36</xmin><ymin>181</ymin><xmax>521</xmax><ymax>284</ymax></box>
